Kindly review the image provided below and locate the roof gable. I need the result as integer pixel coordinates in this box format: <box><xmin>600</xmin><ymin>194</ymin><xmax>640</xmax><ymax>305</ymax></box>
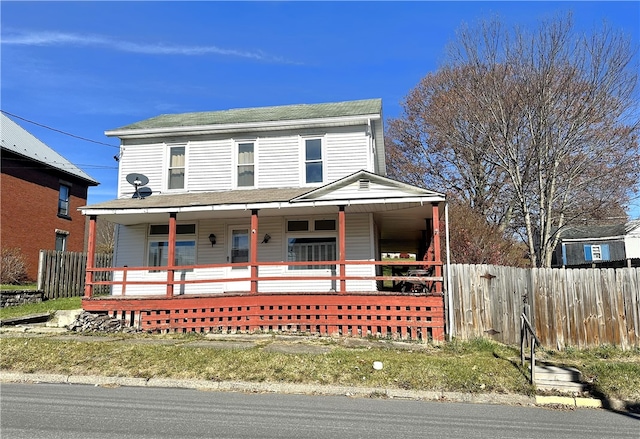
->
<box><xmin>0</xmin><ymin>113</ymin><xmax>99</xmax><ymax>185</ymax></box>
<box><xmin>291</xmin><ymin>170</ymin><xmax>446</xmax><ymax>203</ymax></box>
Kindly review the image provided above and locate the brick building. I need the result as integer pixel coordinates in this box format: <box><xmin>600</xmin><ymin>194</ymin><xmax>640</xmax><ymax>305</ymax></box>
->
<box><xmin>1</xmin><ymin>113</ymin><xmax>99</xmax><ymax>281</ymax></box>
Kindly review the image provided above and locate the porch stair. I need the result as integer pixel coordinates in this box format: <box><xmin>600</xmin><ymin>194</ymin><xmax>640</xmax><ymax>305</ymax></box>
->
<box><xmin>533</xmin><ymin>364</ymin><xmax>586</xmax><ymax>394</ymax></box>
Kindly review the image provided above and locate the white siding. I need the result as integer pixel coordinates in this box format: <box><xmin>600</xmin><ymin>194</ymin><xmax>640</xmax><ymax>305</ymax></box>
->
<box><xmin>114</xmin><ymin>224</ymin><xmax>146</xmax><ymax>267</ymax></box>
<box><xmin>308</xmin><ymin>180</ymin><xmax>426</xmax><ymax>202</ymax></box>
<box><xmin>113</xmin><ymin>213</ymin><xmax>377</xmax><ymax>295</ymax></box>
<box><xmin>188</xmin><ymin>139</ymin><xmax>233</xmax><ymax>191</ymax></box>
<box><xmin>258</xmin><ymin>136</ymin><xmax>300</xmax><ymax>188</ymax></box>
<box><xmin>112</xmin><ymin>224</ymin><xmax>158</xmax><ymax>295</ymax></box>
<box><xmin>345</xmin><ymin>213</ymin><xmax>376</xmax><ymax>291</ymax></box>
<box><xmin>625</xmin><ymin>233</ymin><xmax>640</xmax><ymax>259</ymax></box>
<box><xmin>118</xmin><ymin>143</ymin><xmax>164</xmax><ymax>198</ymax></box>
<box><xmin>326</xmin><ymin>129</ymin><xmax>371</xmax><ymax>182</ymax></box>
<box><xmin>117</xmin><ymin>126</ymin><xmax>374</xmax><ymax>195</ymax></box>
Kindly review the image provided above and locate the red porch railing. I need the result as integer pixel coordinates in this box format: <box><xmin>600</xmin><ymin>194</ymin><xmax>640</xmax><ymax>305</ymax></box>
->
<box><xmin>81</xmin><ymin>260</ymin><xmax>445</xmax><ymax>341</ymax></box>
<box><xmin>84</xmin><ymin>260</ymin><xmax>444</xmax><ymax>296</ymax></box>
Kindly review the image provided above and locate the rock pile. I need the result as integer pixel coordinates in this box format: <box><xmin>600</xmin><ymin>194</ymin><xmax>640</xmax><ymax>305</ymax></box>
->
<box><xmin>68</xmin><ymin>311</ymin><xmax>141</xmax><ymax>333</ymax></box>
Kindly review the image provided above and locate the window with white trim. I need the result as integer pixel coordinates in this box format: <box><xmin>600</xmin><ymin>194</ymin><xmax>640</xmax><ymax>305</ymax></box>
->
<box><xmin>286</xmin><ymin>219</ymin><xmax>336</xmax><ymax>270</ymax></box>
<box><xmin>304</xmin><ymin>138</ymin><xmax>323</xmax><ymax>184</ymax></box>
<box><xmin>167</xmin><ymin>145</ymin><xmax>186</xmax><ymax>190</ymax></box>
<box><xmin>591</xmin><ymin>245</ymin><xmax>602</xmax><ymax>261</ymax></box>
<box><xmin>237</xmin><ymin>142</ymin><xmax>255</xmax><ymax>187</ymax></box>
<box><xmin>584</xmin><ymin>244</ymin><xmax>610</xmax><ymax>262</ymax></box>
<box><xmin>148</xmin><ymin>223</ymin><xmax>196</xmax><ymax>268</ymax></box>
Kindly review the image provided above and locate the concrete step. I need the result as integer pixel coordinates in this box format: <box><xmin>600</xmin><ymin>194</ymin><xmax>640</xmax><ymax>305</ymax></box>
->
<box><xmin>535</xmin><ymin>379</ymin><xmax>586</xmax><ymax>393</ymax></box>
<box><xmin>533</xmin><ymin>364</ymin><xmax>586</xmax><ymax>393</ymax></box>
<box><xmin>0</xmin><ymin>313</ymin><xmax>51</xmax><ymax>326</ymax></box>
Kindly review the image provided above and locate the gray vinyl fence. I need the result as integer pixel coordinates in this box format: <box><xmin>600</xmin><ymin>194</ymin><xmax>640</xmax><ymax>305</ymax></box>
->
<box><xmin>37</xmin><ymin>250</ymin><xmax>112</xmax><ymax>299</ymax></box>
<box><xmin>446</xmin><ymin>264</ymin><xmax>640</xmax><ymax>350</ymax></box>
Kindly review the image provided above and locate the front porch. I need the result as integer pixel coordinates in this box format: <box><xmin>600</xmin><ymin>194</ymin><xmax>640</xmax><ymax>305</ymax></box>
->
<box><xmin>80</xmin><ymin>172</ymin><xmax>450</xmax><ymax>341</ymax></box>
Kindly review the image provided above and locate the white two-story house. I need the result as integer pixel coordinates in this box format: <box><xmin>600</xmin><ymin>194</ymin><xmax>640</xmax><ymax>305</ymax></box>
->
<box><xmin>80</xmin><ymin>99</ymin><xmax>449</xmax><ymax>338</ymax></box>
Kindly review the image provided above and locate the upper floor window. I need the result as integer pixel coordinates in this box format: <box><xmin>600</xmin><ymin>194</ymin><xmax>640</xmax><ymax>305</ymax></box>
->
<box><xmin>304</xmin><ymin>138</ymin><xmax>323</xmax><ymax>184</ymax></box>
<box><xmin>237</xmin><ymin>142</ymin><xmax>255</xmax><ymax>187</ymax></box>
<box><xmin>168</xmin><ymin>146</ymin><xmax>185</xmax><ymax>190</ymax></box>
<box><xmin>58</xmin><ymin>184</ymin><xmax>70</xmax><ymax>217</ymax></box>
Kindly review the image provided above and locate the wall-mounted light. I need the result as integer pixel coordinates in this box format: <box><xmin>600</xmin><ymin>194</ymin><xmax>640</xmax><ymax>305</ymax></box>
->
<box><xmin>262</xmin><ymin>233</ymin><xmax>271</xmax><ymax>244</ymax></box>
<box><xmin>208</xmin><ymin>234</ymin><xmax>216</xmax><ymax>246</ymax></box>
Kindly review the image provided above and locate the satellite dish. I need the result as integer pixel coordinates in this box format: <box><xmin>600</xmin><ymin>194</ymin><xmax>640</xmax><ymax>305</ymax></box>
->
<box><xmin>126</xmin><ymin>173</ymin><xmax>150</xmax><ymax>199</ymax></box>
<box><xmin>126</xmin><ymin>173</ymin><xmax>149</xmax><ymax>187</ymax></box>
<box><xmin>133</xmin><ymin>187</ymin><xmax>153</xmax><ymax>199</ymax></box>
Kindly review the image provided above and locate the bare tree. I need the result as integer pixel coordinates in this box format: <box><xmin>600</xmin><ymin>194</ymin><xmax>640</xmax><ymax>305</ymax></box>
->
<box><xmin>388</xmin><ymin>13</ymin><xmax>639</xmax><ymax>267</ymax></box>
<box><xmin>445</xmin><ymin>201</ymin><xmax>528</xmax><ymax>267</ymax></box>
<box><xmin>95</xmin><ymin>218</ymin><xmax>116</xmax><ymax>254</ymax></box>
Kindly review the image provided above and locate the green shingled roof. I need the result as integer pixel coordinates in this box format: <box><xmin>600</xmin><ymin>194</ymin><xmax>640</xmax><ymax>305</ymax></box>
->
<box><xmin>111</xmin><ymin>99</ymin><xmax>382</xmax><ymax>132</ymax></box>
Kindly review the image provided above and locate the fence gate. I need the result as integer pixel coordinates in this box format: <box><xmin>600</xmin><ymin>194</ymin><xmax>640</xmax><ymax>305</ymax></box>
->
<box><xmin>37</xmin><ymin>250</ymin><xmax>112</xmax><ymax>299</ymax></box>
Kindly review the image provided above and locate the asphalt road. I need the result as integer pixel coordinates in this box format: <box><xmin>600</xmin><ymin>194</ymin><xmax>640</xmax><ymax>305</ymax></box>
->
<box><xmin>1</xmin><ymin>383</ymin><xmax>637</xmax><ymax>439</ymax></box>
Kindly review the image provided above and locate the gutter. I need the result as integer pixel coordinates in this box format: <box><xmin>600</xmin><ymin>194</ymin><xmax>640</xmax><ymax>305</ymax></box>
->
<box><xmin>106</xmin><ymin>114</ymin><xmax>381</xmax><ymax>139</ymax></box>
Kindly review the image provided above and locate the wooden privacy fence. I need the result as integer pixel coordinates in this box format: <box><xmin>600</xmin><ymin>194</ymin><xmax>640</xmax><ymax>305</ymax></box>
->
<box><xmin>37</xmin><ymin>250</ymin><xmax>112</xmax><ymax>299</ymax></box>
<box><xmin>447</xmin><ymin>264</ymin><xmax>640</xmax><ymax>349</ymax></box>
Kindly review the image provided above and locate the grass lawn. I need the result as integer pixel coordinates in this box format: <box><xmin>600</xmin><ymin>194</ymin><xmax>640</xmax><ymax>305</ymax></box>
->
<box><xmin>1</xmin><ymin>297</ymin><xmax>638</xmax><ymax>403</ymax></box>
<box><xmin>0</xmin><ymin>283</ymin><xmax>37</xmax><ymax>291</ymax></box>
<box><xmin>0</xmin><ymin>297</ymin><xmax>81</xmax><ymax>320</ymax></box>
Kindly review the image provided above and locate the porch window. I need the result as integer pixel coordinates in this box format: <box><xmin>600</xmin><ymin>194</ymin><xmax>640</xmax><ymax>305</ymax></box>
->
<box><xmin>288</xmin><ymin>237</ymin><xmax>336</xmax><ymax>270</ymax></box>
<box><xmin>148</xmin><ymin>223</ymin><xmax>196</xmax><ymax>268</ymax></box>
<box><xmin>237</xmin><ymin>142</ymin><xmax>254</xmax><ymax>187</ymax></box>
<box><xmin>304</xmin><ymin>138</ymin><xmax>323</xmax><ymax>184</ymax></box>
<box><xmin>286</xmin><ymin>218</ymin><xmax>336</xmax><ymax>270</ymax></box>
<box><xmin>148</xmin><ymin>241</ymin><xmax>196</xmax><ymax>267</ymax></box>
<box><xmin>168</xmin><ymin>146</ymin><xmax>185</xmax><ymax>190</ymax></box>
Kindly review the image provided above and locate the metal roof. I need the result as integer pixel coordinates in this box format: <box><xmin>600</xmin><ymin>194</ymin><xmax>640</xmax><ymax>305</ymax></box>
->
<box><xmin>0</xmin><ymin>113</ymin><xmax>99</xmax><ymax>185</ymax></box>
<box><xmin>559</xmin><ymin>221</ymin><xmax>640</xmax><ymax>240</ymax></box>
<box><xmin>109</xmin><ymin>99</ymin><xmax>382</xmax><ymax>132</ymax></box>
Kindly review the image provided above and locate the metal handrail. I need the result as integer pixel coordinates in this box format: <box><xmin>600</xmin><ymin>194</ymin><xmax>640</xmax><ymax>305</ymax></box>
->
<box><xmin>520</xmin><ymin>311</ymin><xmax>540</xmax><ymax>384</ymax></box>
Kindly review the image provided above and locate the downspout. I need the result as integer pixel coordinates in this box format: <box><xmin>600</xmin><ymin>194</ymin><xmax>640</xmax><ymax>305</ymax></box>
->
<box><xmin>445</xmin><ymin>202</ymin><xmax>453</xmax><ymax>341</ymax></box>
<box><xmin>367</xmin><ymin>118</ymin><xmax>374</xmax><ymax>172</ymax></box>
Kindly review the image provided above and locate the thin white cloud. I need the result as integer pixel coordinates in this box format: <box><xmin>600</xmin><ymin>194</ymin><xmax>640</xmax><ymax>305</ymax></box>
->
<box><xmin>1</xmin><ymin>30</ymin><xmax>295</xmax><ymax>63</ymax></box>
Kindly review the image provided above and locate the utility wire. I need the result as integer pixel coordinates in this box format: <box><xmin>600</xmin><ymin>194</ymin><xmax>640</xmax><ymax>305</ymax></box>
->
<box><xmin>1</xmin><ymin>109</ymin><xmax>120</xmax><ymax>149</ymax></box>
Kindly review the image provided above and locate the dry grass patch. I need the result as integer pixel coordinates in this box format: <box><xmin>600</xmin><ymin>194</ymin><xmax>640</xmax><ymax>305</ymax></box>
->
<box><xmin>0</xmin><ymin>336</ymin><xmax>532</xmax><ymax>395</ymax></box>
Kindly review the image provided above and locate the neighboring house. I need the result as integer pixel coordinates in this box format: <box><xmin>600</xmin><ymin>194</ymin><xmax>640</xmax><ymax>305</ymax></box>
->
<box><xmin>552</xmin><ymin>221</ymin><xmax>640</xmax><ymax>268</ymax></box>
<box><xmin>1</xmin><ymin>113</ymin><xmax>99</xmax><ymax>281</ymax></box>
<box><xmin>80</xmin><ymin>99</ymin><xmax>449</xmax><ymax>339</ymax></box>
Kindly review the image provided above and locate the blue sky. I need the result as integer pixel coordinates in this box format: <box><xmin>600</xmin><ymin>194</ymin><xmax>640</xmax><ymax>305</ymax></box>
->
<box><xmin>2</xmin><ymin>1</ymin><xmax>639</xmax><ymax>216</ymax></box>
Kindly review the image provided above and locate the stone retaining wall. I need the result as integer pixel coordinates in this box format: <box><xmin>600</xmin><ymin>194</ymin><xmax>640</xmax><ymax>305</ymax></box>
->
<box><xmin>0</xmin><ymin>290</ymin><xmax>43</xmax><ymax>308</ymax></box>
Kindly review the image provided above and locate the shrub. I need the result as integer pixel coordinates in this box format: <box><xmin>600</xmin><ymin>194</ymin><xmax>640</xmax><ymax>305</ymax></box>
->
<box><xmin>0</xmin><ymin>247</ymin><xmax>29</xmax><ymax>284</ymax></box>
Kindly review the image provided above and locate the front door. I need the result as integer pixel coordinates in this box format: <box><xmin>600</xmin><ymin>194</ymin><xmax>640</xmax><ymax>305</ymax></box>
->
<box><xmin>226</xmin><ymin>226</ymin><xmax>250</xmax><ymax>291</ymax></box>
